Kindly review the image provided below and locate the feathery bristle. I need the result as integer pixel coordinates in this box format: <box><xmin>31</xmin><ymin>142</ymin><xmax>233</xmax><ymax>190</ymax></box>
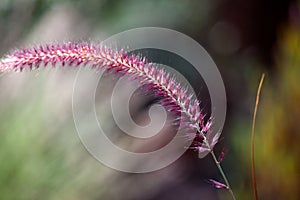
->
<box><xmin>0</xmin><ymin>42</ymin><xmax>215</xmax><ymax>151</ymax></box>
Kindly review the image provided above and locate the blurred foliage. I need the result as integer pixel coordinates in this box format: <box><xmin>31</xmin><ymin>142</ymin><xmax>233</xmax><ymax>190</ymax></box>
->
<box><xmin>255</xmin><ymin>23</ymin><xmax>300</xmax><ymax>199</ymax></box>
<box><xmin>0</xmin><ymin>0</ymin><xmax>300</xmax><ymax>199</ymax></box>
<box><xmin>0</xmin><ymin>72</ymin><xmax>112</xmax><ymax>199</ymax></box>
<box><xmin>232</xmin><ymin>18</ymin><xmax>300</xmax><ymax>199</ymax></box>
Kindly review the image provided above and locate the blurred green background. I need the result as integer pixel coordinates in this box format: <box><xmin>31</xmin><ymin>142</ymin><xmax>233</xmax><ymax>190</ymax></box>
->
<box><xmin>0</xmin><ymin>0</ymin><xmax>300</xmax><ymax>199</ymax></box>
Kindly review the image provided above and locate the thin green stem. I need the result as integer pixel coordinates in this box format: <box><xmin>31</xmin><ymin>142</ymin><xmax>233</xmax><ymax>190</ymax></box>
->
<box><xmin>210</xmin><ymin>150</ymin><xmax>236</xmax><ymax>200</ymax></box>
<box><xmin>195</xmin><ymin>125</ymin><xmax>236</xmax><ymax>200</ymax></box>
<box><xmin>210</xmin><ymin>151</ymin><xmax>230</xmax><ymax>188</ymax></box>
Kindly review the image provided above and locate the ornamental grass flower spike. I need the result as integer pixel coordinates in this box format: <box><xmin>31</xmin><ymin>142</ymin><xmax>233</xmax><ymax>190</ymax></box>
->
<box><xmin>0</xmin><ymin>42</ymin><xmax>210</xmax><ymax>142</ymax></box>
<box><xmin>0</xmin><ymin>42</ymin><xmax>235</xmax><ymax>200</ymax></box>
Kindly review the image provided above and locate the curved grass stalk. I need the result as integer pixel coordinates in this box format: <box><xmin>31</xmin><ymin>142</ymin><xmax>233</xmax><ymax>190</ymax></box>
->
<box><xmin>0</xmin><ymin>42</ymin><xmax>235</xmax><ymax>199</ymax></box>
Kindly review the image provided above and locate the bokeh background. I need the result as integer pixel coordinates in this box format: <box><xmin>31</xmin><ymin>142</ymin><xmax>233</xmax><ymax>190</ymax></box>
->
<box><xmin>0</xmin><ymin>0</ymin><xmax>300</xmax><ymax>199</ymax></box>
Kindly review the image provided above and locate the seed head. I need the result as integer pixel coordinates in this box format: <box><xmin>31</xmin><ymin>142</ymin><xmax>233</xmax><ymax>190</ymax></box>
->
<box><xmin>0</xmin><ymin>42</ymin><xmax>217</xmax><ymax>152</ymax></box>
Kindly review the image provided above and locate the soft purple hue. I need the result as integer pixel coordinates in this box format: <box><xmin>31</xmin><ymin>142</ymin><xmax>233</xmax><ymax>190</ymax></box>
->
<box><xmin>217</xmin><ymin>148</ymin><xmax>228</xmax><ymax>163</ymax></box>
<box><xmin>208</xmin><ymin>179</ymin><xmax>228</xmax><ymax>189</ymax></box>
<box><xmin>0</xmin><ymin>42</ymin><xmax>214</xmax><ymax>151</ymax></box>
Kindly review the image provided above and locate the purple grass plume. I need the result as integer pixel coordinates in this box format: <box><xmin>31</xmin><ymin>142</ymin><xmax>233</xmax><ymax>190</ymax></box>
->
<box><xmin>0</xmin><ymin>42</ymin><xmax>235</xmax><ymax>199</ymax></box>
<box><xmin>0</xmin><ymin>42</ymin><xmax>217</xmax><ymax>152</ymax></box>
